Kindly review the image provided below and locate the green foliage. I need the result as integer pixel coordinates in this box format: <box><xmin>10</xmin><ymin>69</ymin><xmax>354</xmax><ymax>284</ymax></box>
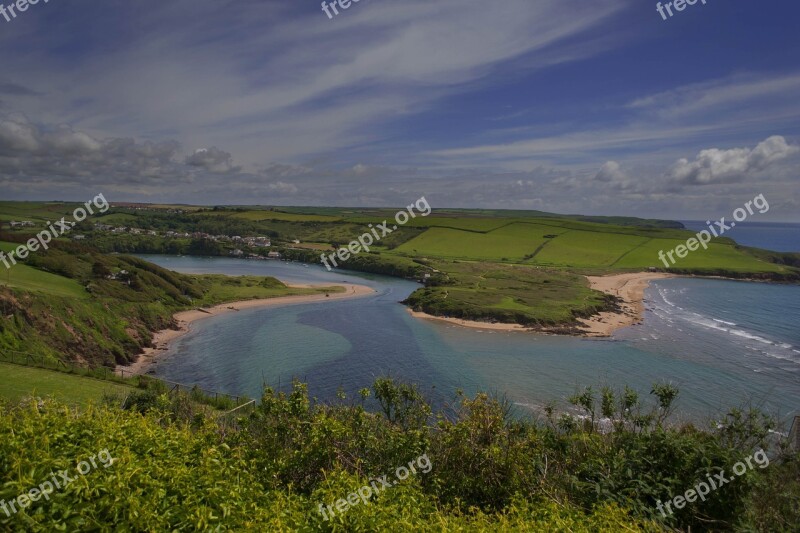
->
<box><xmin>403</xmin><ymin>261</ymin><xmax>618</xmax><ymax>329</ymax></box>
<box><xmin>0</xmin><ymin>245</ymin><xmax>337</xmax><ymax>367</ymax></box>
<box><xmin>739</xmin><ymin>449</ymin><xmax>800</xmax><ymax>531</ymax></box>
<box><xmin>0</xmin><ymin>380</ymin><xmax>796</xmax><ymax>531</ymax></box>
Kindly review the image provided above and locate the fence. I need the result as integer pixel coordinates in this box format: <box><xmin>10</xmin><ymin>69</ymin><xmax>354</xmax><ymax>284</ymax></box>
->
<box><xmin>0</xmin><ymin>348</ymin><xmax>252</xmax><ymax>410</ymax></box>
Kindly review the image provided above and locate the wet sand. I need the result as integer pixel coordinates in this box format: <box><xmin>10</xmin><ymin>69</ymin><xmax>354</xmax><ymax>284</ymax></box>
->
<box><xmin>577</xmin><ymin>272</ymin><xmax>675</xmax><ymax>337</ymax></box>
<box><xmin>406</xmin><ymin>309</ymin><xmax>531</xmax><ymax>332</ymax></box>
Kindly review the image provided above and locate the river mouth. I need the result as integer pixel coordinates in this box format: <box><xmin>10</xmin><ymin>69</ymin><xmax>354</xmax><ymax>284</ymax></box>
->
<box><xmin>137</xmin><ymin>255</ymin><xmax>800</xmax><ymax>424</ymax></box>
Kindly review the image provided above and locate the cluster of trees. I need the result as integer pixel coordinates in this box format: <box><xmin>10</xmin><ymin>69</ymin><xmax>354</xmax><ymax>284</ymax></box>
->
<box><xmin>0</xmin><ymin>379</ymin><xmax>796</xmax><ymax>530</ymax></box>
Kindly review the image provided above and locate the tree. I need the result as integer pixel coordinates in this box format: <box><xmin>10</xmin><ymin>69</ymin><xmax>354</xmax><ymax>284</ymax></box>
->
<box><xmin>92</xmin><ymin>261</ymin><xmax>112</xmax><ymax>279</ymax></box>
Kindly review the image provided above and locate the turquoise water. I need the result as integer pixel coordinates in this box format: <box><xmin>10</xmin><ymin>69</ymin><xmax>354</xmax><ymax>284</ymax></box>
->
<box><xmin>138</xmin><ymin>255</ymin><xmax>800</xmax><ymax>425</ymax></box>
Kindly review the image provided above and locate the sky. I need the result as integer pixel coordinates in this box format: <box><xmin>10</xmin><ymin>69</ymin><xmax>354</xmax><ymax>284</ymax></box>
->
<box><xmin>0</xmin><ymin>0</ymin><xmax>798</xmax><ymax>220</ymax></box>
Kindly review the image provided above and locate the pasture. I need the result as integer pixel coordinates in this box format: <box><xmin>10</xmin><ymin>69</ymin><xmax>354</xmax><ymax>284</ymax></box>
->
<box><xmin>390</xmin><ymin>218</ymin><xmax>789</xmax><ymax>273</ymax></box>
<box><xmin>0</xmin><ymin>242</ymin><xmax>89</xmax><ymax>298</ymax></box>
<box><xmin>0</xmin><ymin>362</ymin><xmax>133</xmax><ymax>407</ymax></box>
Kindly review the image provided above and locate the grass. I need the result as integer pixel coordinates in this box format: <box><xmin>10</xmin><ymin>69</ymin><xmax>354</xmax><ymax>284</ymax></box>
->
<box><xmin>613</xmin><ymin>238</ymin><xmax>785</xmax><ymax>272</ymax></box>
<box><xmin>0</xmin><ymin>242</ymin><xmax>89</xmax><ymax>298</ymax></box>
<box><xmin>193</xmin><ymin>274</ymin><xmax>344</xmax><ymax>305</ymax></box>
<box><xmin>232</xmin><ymin>210</ymin><xmax>342</xmax><ymax>223</ymax></box>
<box><xmin>0</xmin><ymin>202</ymin><xmax>80</xmax><ymax>225</ymax></box>
<box><xmin>404</xmin><ymin>261</ymin><xmax>615</xmax><ymax>327</ymax></box>
<box><xmin>533</xmin><ymin>230</ymin><xmax>650</xmax><ymax>267</ymax></box>
<box><xmin>390</xmin><ymin>220</ymin><xmax>790</xmax><ymax>273</ymax></box>
<box><xmin>394</xmin><ymin>223</ymin><xmax>566</xmax><ymax>261</ymax></box>
<box><xmin>0</xmin><ymin>362</ymin><xmax>134</xmax><ymax>406</ymax></box>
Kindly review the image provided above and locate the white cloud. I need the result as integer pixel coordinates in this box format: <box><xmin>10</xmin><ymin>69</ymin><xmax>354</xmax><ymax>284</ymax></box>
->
<box><xmin>594</xmin><ymin>161</ymin><xmax>626</xmax><ymax>182</ymax></box>
<box><xmin>431</xmin><ymin>72</ymin><xmax>800</xmax><ymax>167</ymax></box>
<box><xmin>0</xmin><ymin>0</ymin><xmax>628</xmax><ymax>167</ymax></box>
<box><xmin>668</xmin><ymin>135</ymin><xmax>799</xmax><ymax>185</ymax></box>
<box><xmin>0</xmin><ymin>115</ymin><xmax>40</xmax><ymax>154</ymax></box>
<box><xmin>185</xmin><ymin>147</ymin><xmax>241</xmax><ymax>173</ymax></box>
<box><xmin>265</xmin><ymin>181</ymin><xmax>299</xmax><ymax>195</ymax></box>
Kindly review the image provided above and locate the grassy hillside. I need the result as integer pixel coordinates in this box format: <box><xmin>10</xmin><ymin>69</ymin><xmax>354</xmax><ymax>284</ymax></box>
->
<box><xmin>0</xmin><ymin>242</ymin><xmax>88</xmax><ymax>298</ymax></box>
<box><xmin>0</xmin><ymin>362</ymin><xmax>133</xmax><ymax>406</ymax></box>
<box><xmin>2</xmin><ymin>201</ymin><xmax>797</xmax><ymax>332</ymax></box>
<box><xmin>0</xmin><ymin>238</ymin><xmax>341</xmax><ymax>367</ymax></box>
<box><xmin>390</xmin><ymin>219</ymin><xmax>788</xmax><ymax>272</ymax></box>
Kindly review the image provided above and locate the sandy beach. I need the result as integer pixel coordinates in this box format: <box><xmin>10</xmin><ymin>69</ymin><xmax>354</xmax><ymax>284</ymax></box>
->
<box><xmin>577</xmin><ymin>272</ymin><xmax>675</xmax><ymax>337</ymax></box>
<box><xmin>406</xmin><ymin>309</ymin><xmax>532</xmax><ymax>332</ymax></box>
<box><xmin>118</xmin><ymin>283</ymin><xmax>375</xmax><ymax>375</ymax></box>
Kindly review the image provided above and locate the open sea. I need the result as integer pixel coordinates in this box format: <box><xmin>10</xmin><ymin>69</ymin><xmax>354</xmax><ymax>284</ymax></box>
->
<box><xmin>138</xmin><ymin>235</ymin><xmax>800</xmax><ymax>428</ymax></box>
<box><xmin>680</xmin><ymin>220</ymin><xmax>800</xmax><ymax>252</ymax></box>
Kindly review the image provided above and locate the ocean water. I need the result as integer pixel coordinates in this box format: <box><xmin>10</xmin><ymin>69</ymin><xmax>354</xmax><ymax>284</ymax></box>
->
<box><xmin>681</xmin><ymin>221</ymin><xmax>800</xmax><ymax>252</ymax></box>
<box><xmin>137</xmin><ymin>255</ymin><xmax>800</xmax><ymax>426</ymax></box>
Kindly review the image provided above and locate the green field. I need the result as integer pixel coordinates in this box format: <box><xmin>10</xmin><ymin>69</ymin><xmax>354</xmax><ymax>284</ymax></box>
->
<box><xmin>533</xmin><ymin>230</ymin><xmax>650</xmax><ymax>267</ymax></box>
<box><xmin>613</xmin><ymin>238</ymin><xmax>785</xmax><ymax>272</ymax></box>
<box><xmin>231</xmin><ymin>210</ymin><xmax>342</xmax><ymax>223</ymax></box>
<box><xmin>391</xmin><ymin>220</ymin><xmax>790</xmax><ymax>273</ymax></box>
<box><xmin>0</xmin><ymin>242</ymin><xmax>89</xmax><ymax>298</ymax></box>
<box><xmin>0</xmin><ymin>362</ymin><xmax>133</xmax><ymax>406</ymax></box>
<box><xmin>0</xmin><ymin>202</ymin><xmax>82</xmax><ymax>226</ymax></box>
<box><xmin>394</xmin><ymin>223</ymin><xmax>566</xmax><ymax>260</ymax></box>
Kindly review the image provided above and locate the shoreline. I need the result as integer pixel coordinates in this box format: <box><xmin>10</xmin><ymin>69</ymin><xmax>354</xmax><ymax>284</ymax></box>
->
<box><xmin>577</xmin><ymin>272</ymin><xmax>676</xmax><ymax>337</ymax></box>
<box><xmin>406</xmin><ymin>272</ymin><xmax>676</xmax><ymax>338</ymax></box>
<box><xmin>406</xmin><ymin>308</ymin><xmax>532</xmax><ymax>332</ymax></box>
<box><xmin>117</xmin><ymin>283</ymin><xmax>375</xmax><ymax>375</ymax></box>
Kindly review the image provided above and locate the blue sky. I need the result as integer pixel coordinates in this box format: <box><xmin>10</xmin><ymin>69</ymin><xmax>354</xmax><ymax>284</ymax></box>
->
<box><xmin>0</xmin><ymin>0</ymin><xmax>798</xmax><ymax>220</ymax></box>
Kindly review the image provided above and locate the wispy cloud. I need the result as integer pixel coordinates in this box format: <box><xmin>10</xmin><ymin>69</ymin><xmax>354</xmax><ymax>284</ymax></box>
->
<box><xmin>0</xmin><ymin>0</ymin><xmax>798</xmax><ymax>219</ymax></box>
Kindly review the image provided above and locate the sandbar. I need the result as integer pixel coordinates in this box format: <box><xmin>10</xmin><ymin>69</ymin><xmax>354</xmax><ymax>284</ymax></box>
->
<box><xmin>577</xmin><ymin>272</ymin><xmax>675</xmax><ymax>337</ymax></box>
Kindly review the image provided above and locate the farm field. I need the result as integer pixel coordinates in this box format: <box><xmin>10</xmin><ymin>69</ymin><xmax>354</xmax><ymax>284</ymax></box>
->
<box><xmin>532</xmin><ymin>230</ymin><xmax>649</xmax><ymax>267</ymax></box>
<box><xmin>227</xmin><ymin>210</ymin><xmax>342</xmax><ymax>223</ymax></box>
<box><xmin>613</xmin><ymin>239</ymin><xmax>786</xmax><ymax>272</ymax></box>
<box><xmin>394</xmin><ymin>223</ymin><xmax>566</xmax><ymax>260</ymax></box>
<box><xmin>389</xmin><ymin>219</ymin><xmax>789</xmax><ymax>273</ymax></box>
<box><xmin>0</xmin><ymin>362</ymin><xmax>133</xmax><ymax>406</ymax></box>
<box><xmin>0</xmin><ymin>202</ymin><xmax>81</xmax><ymax>225</ymax></box>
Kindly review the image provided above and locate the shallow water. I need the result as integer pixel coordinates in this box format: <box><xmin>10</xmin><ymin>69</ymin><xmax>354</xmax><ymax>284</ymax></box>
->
<box><xmin>138</xmin><ymin>255</ymin><xmax>800</xmax><ymax>425</ymax></box>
